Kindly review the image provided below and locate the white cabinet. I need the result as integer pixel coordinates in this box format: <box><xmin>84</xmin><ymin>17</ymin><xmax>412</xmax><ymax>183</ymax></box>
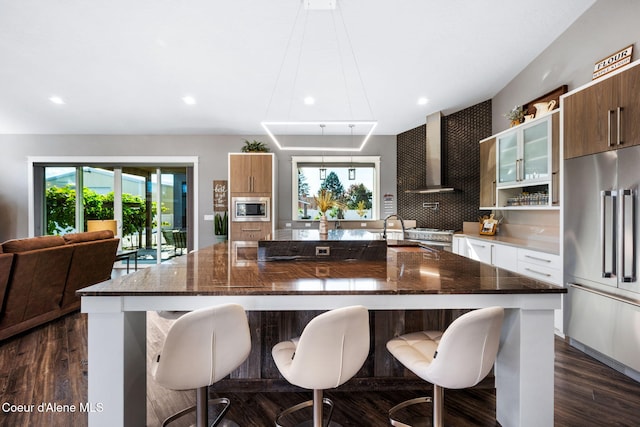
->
<box><xmin>460</xmin><ymin>238</ymin><xmax>563</xmax><ymax>333</ymax></box>
<box><xmin>494</xmin><ymin>244</ymin><xmax>518</xmax><ymax>271</ymax></box>
<box><xmin>452</xmin><ymin>235</ymin><xmax>468</xmax><ymax>257</ymax></box>
<box><xmin>482</xmin><ymin>112</ymin><xmax>560</xmax><ymax>209</ymax></box>
<box><xmin>466</xmin><ymin>238</ymin><xmax>493</xmax><ymax>264</ymax></box>
<box><xmin>465</xmin><ymin>238</ymin><xmax>517</xmax><ymax>271</ymax></box>
<box><xmin>516</xmin><ymin>248</ymin><xmax>562</xmax><ymax>286</ymax></box>
<box><xmin>462</xmin><ymin>238</ymin><xmax>561</xmax><ymax>285</ymax></box>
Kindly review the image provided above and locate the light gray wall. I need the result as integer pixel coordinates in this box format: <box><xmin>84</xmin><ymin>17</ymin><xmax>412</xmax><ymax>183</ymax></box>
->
<box><xmin>0</xmin><ymin>134</ymin><xmax>395</xmax><ymax>246</ymax></box>
<box><xmin>493</xmin><ymin>0</ymin><xmax>640</xmax><ymax>134</ymax></box>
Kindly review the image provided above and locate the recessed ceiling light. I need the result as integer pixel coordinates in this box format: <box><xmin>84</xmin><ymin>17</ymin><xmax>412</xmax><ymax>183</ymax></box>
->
<box><xmin>417</xmin><ymin>97</ymin><xmax>429</xmax><ymax>106</ymax></box>
<box><xmin>304</xmin><ymin>96</ymin><xmax>315</xmax><ymax>105</ymax></box>
<box><xmin>182</xmin><ymin>96</ymin><xmax>196</xmax><ymax>105</ymax></box>
<box><xmin>49</xmin><ymin>96</ymin><xmax>65</xmax><ymax>105</ymax></box>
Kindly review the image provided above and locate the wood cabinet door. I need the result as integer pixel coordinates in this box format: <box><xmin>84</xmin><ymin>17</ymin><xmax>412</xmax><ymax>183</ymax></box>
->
<box><xmin>229</xmin><ymin>154</ymin><xmax>272</xmax><ymax>193</ymax></box>
<box><xmin>479</xmin><ymin>137</ymin><xmax>496</xmax><ymax>208</ymax></box>
<box><xmin>229</xmin><ymin>155</ymin><xmax>253</xmax><ymax>193</ymax></box>
<box><xmin>551</xmin><ymin>113</ymin><xmax>560</xmax><ymax>205</ymax></box>
<box><xmin>250</xmin><ymin>155</ymin><xmax>273</xmax><ymax>194</ymax></box>
<box><xmin>563</xmin><ymin>77</ymin><xmax>617</xmax><ymax>159</ymax></box>
<box><xmin>616</xmin><ymin>65</ymin><xmax>640</xmax><ymax>148</ymax></box>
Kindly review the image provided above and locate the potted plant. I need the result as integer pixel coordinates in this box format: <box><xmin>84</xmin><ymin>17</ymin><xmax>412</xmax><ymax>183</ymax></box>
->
<box><xmin>504</xmin><ymin>105</ymin><xmax>526</xmax><ymax>127</ymax></box>
<box><xmin>241</xmin><ymin>139</ymin><xmax>270</xmax><ymax>152</ymax></box>
<box><xmin>314</xmin><ymin>189</ymin><xmax>345</xmax><ymax>235</ymax></box>
<box><xmin>214</xmin><ymin>212</ymin><xmax>228</xmax><ymax>243</ymax></box>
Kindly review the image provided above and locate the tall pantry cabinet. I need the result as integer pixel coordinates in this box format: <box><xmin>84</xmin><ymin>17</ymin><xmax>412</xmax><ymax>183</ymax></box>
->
<box><xmin>228</xmin><ymin>153</ymin><xmax>276</xmax><ymax>241</ymax></box>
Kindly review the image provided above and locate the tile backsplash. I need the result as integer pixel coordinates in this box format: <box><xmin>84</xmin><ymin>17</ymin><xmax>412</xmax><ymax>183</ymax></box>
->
<box><xmin>396</xmin><ymin>100</ymin><xmax>492</xmax><ymax>230</ymax></box>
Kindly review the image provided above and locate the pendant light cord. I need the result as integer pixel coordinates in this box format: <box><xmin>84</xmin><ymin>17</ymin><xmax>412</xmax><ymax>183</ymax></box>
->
<box><xmin>264</xmin><ymin>1</ymin><xmax>305</xmax><ymax>119</ymax></box>
<box><xmin>336</xmin><ymin>1</ymin><xmax>375</xmax><ymax>120</ymax></box>
<box><xmin>331</xmin><ymin>6</ymin><xmax>353</xmax><ymax>120</ymax></box>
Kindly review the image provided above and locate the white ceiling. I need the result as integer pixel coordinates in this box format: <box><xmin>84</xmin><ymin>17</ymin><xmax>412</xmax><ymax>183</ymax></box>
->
<box><xmin>0</xmin><ymin>0</ymin><xmax>595</xmax><ymax>136</ymax></box>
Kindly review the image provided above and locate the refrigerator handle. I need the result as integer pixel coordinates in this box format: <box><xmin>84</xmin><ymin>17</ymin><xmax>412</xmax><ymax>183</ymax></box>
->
<box><xmin>617</xmin><ymin>107</ymin><xmax>624</xmax><ymax>146</ymax></box>
<box><xmin>608</xmin><ymin>110</ymin><xmax>614</xmax><ymax>147</ymax></box>
<box><xmin>620</xmin><ymin>189</ymin><xmax>636</xmax><ymax>282</ymax></box>
<box><xmin>601</xmin><ymin>190</ymin><xmax>616</xmax><ymax>278</ymax></box>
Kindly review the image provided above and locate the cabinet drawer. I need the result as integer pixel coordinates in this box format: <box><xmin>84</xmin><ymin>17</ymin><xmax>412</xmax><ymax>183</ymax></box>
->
<box><xmin>517</xmin><ymin>261</ymin><xmax>562</xmax><ymax>285</ymax></box>
<box><xmin>517</xmin><ymin>248</ymin><xmax>561</xmax><ymax>269</ymax></box>
<box><xmin>230</xmin><ymin>222</ymin><xmax>272</xmax><ymax>241</ymax></box>
<box><xmin>466</xmin><ymin>239</ymin><xmax>492</xmax><ymax>264</ymax></box>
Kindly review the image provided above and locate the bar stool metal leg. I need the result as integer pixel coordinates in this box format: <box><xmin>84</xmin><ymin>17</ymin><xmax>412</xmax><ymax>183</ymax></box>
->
<box><xmin>275</xmin><ymin>389</ymin><xmax>338</xmax><ymax>427</ymax></box>
<box><xmin>432</xmin><ymin>385</ymin><xmax>444</xmax><ymax>427</ymax></box>
<box><xmin>161</xmin><ymin>386</ymin><xmax>233</xmax><ymax>427</ymax></box>
<box><xmin>312</xmin><ymin>389</ymin><xmax>323</xmax><ymax>427</ymax></box>
<box><xmin>196</xmin><ymin>386</ymin><xmax>209</xmax><ymax>427</ymax></box>
<box><xmin>388</xmin><ymin>396</ymin><xmax>432</xmax><ymax>427</ymax></box>
<box><xmin>387</xmin><ymin>387</ymin><xmax>445</xmax><ymax>427</ymax></box>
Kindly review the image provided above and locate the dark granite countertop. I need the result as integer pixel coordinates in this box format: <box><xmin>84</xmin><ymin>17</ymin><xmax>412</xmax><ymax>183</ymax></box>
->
<box><xmin>78</xmin><ymin>243</ymin><xmax>566</xmax><ymax>297</ymax></box>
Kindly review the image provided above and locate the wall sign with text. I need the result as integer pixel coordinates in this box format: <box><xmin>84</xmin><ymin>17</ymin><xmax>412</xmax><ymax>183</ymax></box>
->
<box><xmin>213</xmin><ymin>180</ymin><xmax>228</xmax><ymax>212</ymax></box>
<box><xmin>593</xmin><ymin>45</ymin><xmax>634</xmax><ymax>80</ymax></box>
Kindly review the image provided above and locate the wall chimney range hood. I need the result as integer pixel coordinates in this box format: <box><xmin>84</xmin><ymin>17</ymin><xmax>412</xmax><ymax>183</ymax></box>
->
<box><xmin>406</xmin><ymin>112</ymin><xmax>456</xmax><ymax>194</ymax></box>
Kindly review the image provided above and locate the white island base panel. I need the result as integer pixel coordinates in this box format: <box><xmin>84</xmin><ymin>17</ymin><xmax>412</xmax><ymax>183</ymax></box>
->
<box><xmin>83</xmin><ymin>293</ymin><xmax>559</xmax><ymax>427</ymax></box>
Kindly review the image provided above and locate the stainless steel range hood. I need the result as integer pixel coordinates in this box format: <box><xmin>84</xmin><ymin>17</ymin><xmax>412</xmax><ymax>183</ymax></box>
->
<box><xmin>406</xmin><ymin>112</ymin><xmax>456</xmax><ymax>194</ymax></box>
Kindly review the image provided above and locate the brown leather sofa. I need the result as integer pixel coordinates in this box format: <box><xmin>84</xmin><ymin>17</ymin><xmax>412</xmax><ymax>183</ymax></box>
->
<box><xmin>0</xmin><ymin>249</ymin><xmax>13</xmax><ymax>316</ymax></box>
<box><xmin>0</xmin><ymin>230</ymin><xmax>119</xmax><ymax>341</ymax></box>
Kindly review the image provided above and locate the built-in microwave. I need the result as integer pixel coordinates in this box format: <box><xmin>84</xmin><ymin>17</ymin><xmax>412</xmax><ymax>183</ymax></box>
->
<box><xmin>231</xmin><ymin>197</ymin><xmax>270</xmax><ymax>222</ymax></box>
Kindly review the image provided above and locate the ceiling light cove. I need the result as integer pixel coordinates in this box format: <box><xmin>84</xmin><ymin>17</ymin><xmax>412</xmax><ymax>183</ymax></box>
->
<box><xmin>49</xmin><ymin>96</ymin><xmax>65</xmax><ymax>105</ymax></box>
<box><xmin>417</xmin><ymin>97</ymin><xmax>429</xmax><ymax>106</ymax></box>
<box><xmin>261</xmin><ymin>120</ymin><xmax>377</xmax><ymax>152</ymax></box>
<box><xmin>304</xmin><ymin>96</ymin><xmax>315</xmax><ymax>105</ymax></box>
<box><xmin>182</xmin><ymin>96</ymin><xmax>196</xmax><ymax>105</ymax></box>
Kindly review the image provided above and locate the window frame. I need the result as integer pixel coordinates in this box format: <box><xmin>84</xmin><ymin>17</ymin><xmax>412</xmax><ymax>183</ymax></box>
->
<box><xmin>291</xmin><ymin>155</ymin><xmax>381</xmax><ymax>221</ymax></box>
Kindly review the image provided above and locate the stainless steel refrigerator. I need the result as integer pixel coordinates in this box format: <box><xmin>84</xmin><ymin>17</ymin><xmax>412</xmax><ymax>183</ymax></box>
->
<box><xmin>564</xmin><ymin>145</ymin><xmax>640</xmax><ymax>376</ymax></box>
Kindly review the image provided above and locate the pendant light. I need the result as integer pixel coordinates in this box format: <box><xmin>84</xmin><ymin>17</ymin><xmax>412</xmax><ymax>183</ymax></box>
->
<box><xmin>319</xmin><ymin>150</ymin><xmax>326</xmax><ymax>180</ymax></box>
<box><xmin>348</xmin><ymin>123</ymin><xmax>356</xmax><ymax>180</ymax></box>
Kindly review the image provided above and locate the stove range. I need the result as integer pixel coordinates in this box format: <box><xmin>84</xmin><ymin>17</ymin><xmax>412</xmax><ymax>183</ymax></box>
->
<box><xmin>404</xmin><ymin>228</ymin><xmax>455</xmax><ymax>249</ymax></box>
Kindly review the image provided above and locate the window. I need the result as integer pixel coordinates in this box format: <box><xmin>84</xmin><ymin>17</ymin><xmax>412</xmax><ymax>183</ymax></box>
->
<box><xmin>292</xmin><ymin>156</ymin><xmax>380</xmax><ymax>220</ymax></box>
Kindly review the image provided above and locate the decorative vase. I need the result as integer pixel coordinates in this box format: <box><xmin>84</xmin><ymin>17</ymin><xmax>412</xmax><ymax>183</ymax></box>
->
<box><xmin>319</xmin><ymin>215</ymin><xmax>328</xmax><ymax>235</ymax></box>
<box><xmin>510</xmin><ymin>119</ymin><xmax>520</xmax><ymax>127</ymax></box>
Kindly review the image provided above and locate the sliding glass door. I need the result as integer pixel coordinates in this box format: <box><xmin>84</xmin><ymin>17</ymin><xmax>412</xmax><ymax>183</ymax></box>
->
<box><xmin>36</xmin><ymin>162</ymin><xmax>191</xmax><ymax>265</ymax></box>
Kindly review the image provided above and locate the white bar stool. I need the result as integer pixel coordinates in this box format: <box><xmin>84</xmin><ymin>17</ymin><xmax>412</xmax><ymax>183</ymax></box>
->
<box><xmin>272</xmin><ymin>305</ymin><xmax>370</xmax><ymax>427</ymax></box>
<box><xmin>152</xmin><ymin>303</ymin><xmax>251</xmax><ymax>427</ymax></box>
<box><xmin>386</xmin><ymin>306</ymin><xmax>504</xmax><ymax>427</ymax></box>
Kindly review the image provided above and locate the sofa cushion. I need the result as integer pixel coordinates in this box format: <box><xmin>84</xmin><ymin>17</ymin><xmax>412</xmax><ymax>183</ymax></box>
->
<box><xmin>2</xmin><ymin>235</ymin><xmax>65</xmax><ymax>253</ymax></box>
<box><xmin>63</xmin><ymin>230</ymin><xmax>114</xmax><ymax>244</ymax></box>
<box><xmin>62</xmin><ymin>237</ymin><xmax>119</xmax><ymax>309</ymax></box>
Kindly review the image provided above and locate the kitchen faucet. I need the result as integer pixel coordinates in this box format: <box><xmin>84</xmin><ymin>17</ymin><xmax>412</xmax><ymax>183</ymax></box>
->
<box><xmin>383</xmin><ymin>214</ymin><xmax>405</xmax><ymax>240</ymax></box>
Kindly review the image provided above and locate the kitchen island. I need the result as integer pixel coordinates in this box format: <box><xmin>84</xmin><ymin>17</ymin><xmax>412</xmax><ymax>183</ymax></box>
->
<box><xmin>79</xmin><ymin>243</ymin><xmax>565</xmax><ymax>427</ymax></box>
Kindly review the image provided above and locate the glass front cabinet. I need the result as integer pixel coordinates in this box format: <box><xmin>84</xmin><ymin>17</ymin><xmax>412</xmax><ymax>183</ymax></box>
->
<box><xmin>490</xmin><ymin>111</ymin><xmax>559</xmax><ymax>209</ymax></box>
<box><xmin>497</xmin><ymin>117</ymin><xmax>550</xmax><ymax>186</ymax></box>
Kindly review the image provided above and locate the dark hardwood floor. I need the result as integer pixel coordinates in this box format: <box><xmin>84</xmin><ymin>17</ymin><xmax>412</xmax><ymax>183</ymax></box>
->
<box><xmin>1</xmin><ymin>310</ymin><xmax>639</xmax><ymax>426</ymax></box>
